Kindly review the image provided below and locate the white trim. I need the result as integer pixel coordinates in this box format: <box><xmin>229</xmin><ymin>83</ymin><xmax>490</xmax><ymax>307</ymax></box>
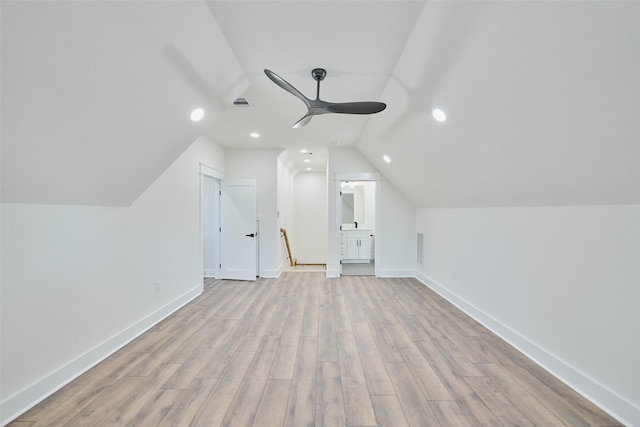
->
<box><xmin>201</xmin><ymin>174</ymin><xmax>221</xmax><ymax>280</ymax></box>
<box><xmin>326</xmin><ymin>268</ymin><xmax>340</xmax><ymax>278</ymax></box>
<box><xmin>200</xmin><ymin>163</ymin><xmax>224</xmax><ymax>180</ymax></box>
<box><xmin>203</xmin><ymin>268</ymin><xmax>217</xmax><ymax>278</ymax></box>
<box><xmin>333</xmin><ymin>173</ymin><xmax>381</xmax><ymax>277</ymax></box>
<box><xmin>260</xmin><ymin>268</ymin><xmax>281</xmax><ymax>279</ymax></box>
<box><xmin>334</xmin><ymin>172</ymin><xmax>380</xmax><ymax>182</ymax></box>
<box><xmin>376</xmin><ymin>269</ymin><xmax>414</xmax><ymax>278</ymax></box>
<box><xmin>373</xmin><ymin>180</ymin><xmax>381</xmax><ymax>277</ymax></box>
<box><xmin>414</xmin><ymin>271</ymin><xmax>639</xmax><ymax>427</ymax></box>
<box><xmin>0</xmin><ymin>285</ymin><xmax>203</xmax><ymax>426</ymax></box>
<box><xmin>335</xmin><ymin>181</ymin><xmax>344</xmax><ymax>276</ymax></box>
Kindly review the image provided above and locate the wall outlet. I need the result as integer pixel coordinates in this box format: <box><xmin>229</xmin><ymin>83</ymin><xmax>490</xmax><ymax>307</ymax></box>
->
<box><xmin>154</xmin><ymin>281</ymin><xmax>160</xmax><ymax>293</ymax></box>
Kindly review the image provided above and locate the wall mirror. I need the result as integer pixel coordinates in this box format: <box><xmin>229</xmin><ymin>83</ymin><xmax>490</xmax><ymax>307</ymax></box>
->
<box><xmin>341</xmin><ymin>182</ymin><xmax>372</xmax><ymax>226</ymax></box>
<box><xmin>342</xmin><ymin>193</ymin><xmax>355</xmax><ymax>223</ymax></box>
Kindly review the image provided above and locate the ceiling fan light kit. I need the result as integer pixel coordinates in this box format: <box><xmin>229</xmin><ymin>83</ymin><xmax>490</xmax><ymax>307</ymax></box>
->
<box><xmin>264</xmin><ymin>68</ymin><xmax>386</xmax><ymax>128</ymax></box>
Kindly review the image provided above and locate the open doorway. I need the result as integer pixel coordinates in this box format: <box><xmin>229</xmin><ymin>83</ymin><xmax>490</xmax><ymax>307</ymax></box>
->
<box><xmin>202</xmin><ymin>169</ymin><xmax>221</xmax><ymax>278</ymax></box>
<box><xmin>277</xmin><ymin>149</ymin><xmax>328</xmax><ymax>273</ymax></box>
<box><xmin>339</xmin><ymin>181</ymin><xmax>376</xmax><ymax>276</ymax></box>
<box><xmin>281</xmin><ymin>170</ymin><xmax>328</xmax><ymax>272</ymax></box>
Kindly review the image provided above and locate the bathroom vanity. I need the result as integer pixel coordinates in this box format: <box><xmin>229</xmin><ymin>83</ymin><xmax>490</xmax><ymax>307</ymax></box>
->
<box><xmin>341</xmin><ymin>227</ymin><xmax>371</xmax><ymax>263</ymax></box>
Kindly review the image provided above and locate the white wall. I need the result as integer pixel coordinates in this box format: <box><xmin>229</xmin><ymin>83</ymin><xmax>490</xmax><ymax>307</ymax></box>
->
<box><xmin>0</xmin><ymin>135</ymin><xmax>225</xmax><ymax>424</ymax></box>
<box><xmin>379</xmin><ymin>179</ymin><xmax>416</xmax><ymax>274</ymax></box>
<box><xmin>225</xmin><ymin>148</ymin><xmax>283</xmax><ymax>277</ymax></box>
<box><xmin>293</xmin><ymin>172</ymin><xmax>327</xmax><ymax>264</ymax></box>
<box><xmin>327</xmin><ymin>148</ymin><xmax>415</xmax><ymax>277</ymax></box>
<box><xmin>363</xmin><ymin>182</ymin><xmax>376</xmax><ymax>230</ymax></box>
<box><xmin>415</xmin><ymin>205</ymin><xmax>640</xmax><ymax>426</ymax></box>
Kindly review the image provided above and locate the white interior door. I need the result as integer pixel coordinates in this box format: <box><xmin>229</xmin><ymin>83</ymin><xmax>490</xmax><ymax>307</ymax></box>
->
<box><xmin>220</xmin><ymin>179</ymin><xmax>257</xmax><ymax>281</ymax></box>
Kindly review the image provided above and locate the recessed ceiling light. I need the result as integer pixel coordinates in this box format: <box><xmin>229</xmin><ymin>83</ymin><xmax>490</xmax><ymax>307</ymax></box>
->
<box><xmin>250</xmin><ymin>132</ymin><xmax>260</xmax><ymax>138</ymax></box>
<box><xmin>300</xmin><ymin>149</ymin><xmax>308</xmax><ymax>153</ymax></box>
<box><xmin>306</xmin><ymin>167</ymin><xmax>312</xmax><ymax>171</ymax></box>
<box><xmin>190</xmin><ymin>108</ymin><xmax>204</xmax><ymax>122</ymax></box>
<box><xmin>304</xmin><ymin>159</ymin><xmax>311</xmax><ymax>163</ymax></box>
<box><xmin>383</xmin><ymin>155</ymin><xmax>391</xmax><ymax>163</ymax></box>
<box><xmin>432</xmin><ymin>108</ymin><xmax>447</xmax><ymax>122</ymax></box>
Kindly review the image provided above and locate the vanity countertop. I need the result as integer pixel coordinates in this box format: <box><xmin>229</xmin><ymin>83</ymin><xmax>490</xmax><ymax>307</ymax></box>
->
<box><xmin>342</xmin><ymin>225</ymin><xmax>371</xmax><ymax>231</ymax></box>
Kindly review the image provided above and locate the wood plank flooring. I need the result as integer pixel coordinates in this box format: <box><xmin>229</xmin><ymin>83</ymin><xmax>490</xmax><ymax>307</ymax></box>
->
<box><xmin>341</xmin><ymin>261</ymin><xmax>375</xmax><ymax>276</ymax></box>
<box><xmin>10</xmin><ymin>274</ymin><xmax>622</xmax><ymax>426</ymax></box>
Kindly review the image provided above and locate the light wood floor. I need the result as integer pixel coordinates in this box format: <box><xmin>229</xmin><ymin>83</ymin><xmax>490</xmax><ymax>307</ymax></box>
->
<box><xmin>10</xmin><ymin>274</ymin><xmax>622</xmax><ymax>426</ymax></box>
<box><xmin>342</xmin><ymin>261</ymin><xmax>375</xmax><ymax>276</ymax></box>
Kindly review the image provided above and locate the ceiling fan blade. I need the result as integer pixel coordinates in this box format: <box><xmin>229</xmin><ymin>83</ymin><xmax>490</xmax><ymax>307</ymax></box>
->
<box><xmin>264</xmin><ymin>69</ymin><xmax>311</xmax><ymax>108</ymax></box>
<box><xmin>293</xmin><ymin>114</ymin><xmax>313</xmax><ymax>128</ymax></box>
<box><xmin>325</xmin><ymin>102</ymin><xmax>387</xmax><ymax>115</ymax></box>
<box><xmin>266</xmin><ymin>68</ymin><xmax>387</xmax><ymax>126</ymax></box>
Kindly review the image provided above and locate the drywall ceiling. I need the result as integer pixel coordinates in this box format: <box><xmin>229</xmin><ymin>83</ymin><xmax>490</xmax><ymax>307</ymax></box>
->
<box><xmin>1</xmin><ymin>1</ymin><xmax>248</xmax><ymax>206</ymax></box>
<box><xmin>204</xmin><ymin>1</ymin><xmax>424</xmax><ymax>148</ymax></box>
<box><xmin>2</xmin><ymin>1</ymin><xmax>638</xmax><ymax>207</ymax></box>
<box><xmin>360</xmin><ymin>1</ymin><xmax>640</xmax><ymax>207</ymax></box>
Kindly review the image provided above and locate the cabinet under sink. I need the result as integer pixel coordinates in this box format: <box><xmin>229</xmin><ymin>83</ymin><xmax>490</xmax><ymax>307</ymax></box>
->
<box><xmin>341</xmin><ymin>229</ymin><xmax>371</xmax><ymax>263</ymax></box>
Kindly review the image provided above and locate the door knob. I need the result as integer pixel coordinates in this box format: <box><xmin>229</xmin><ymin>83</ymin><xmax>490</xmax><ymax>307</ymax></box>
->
<box><xmin>245</xmin><ymin>233</ymin><xmax>255</xmax><ymax>237</ymax></box>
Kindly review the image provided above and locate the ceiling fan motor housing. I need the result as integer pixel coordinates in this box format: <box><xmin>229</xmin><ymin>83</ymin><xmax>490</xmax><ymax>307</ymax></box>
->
<box><xmin>312</xmin><ymin>68</ymin><xmax>326</xmax><ymax>81</ymax></box>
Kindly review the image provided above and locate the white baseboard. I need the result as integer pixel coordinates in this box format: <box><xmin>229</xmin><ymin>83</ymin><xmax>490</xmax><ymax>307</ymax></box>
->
<box><xmin>376</xmin><ymin>269</ymin><xmax>414</xmax><ymax>278</ymax></box>
<box><xmin>0</xmin><ymin>285</ymin><xmax>203</xmax><ymax>426</ymax></box>
<box><xmin>324</xmin><ymin>268</ymin><xmax>412</xmax><ymax>278</ymax></box>
<box><xmin>203</xmin><ymin>268</ymin><xmax>217</xmax><ymax>278</ymax></box>
<box><xmin>415</xmin><ymin>272</ymin><xmax>639</xmax><ymax>427</ymax></box>
<box><xmin>260</xmin><ymin>268</ymin><xmax>281</xmax><ymax>279</ymax></box>
<box><xmin>326</xmin><ymin>268</ymin><xmax>340</xmax><ymax>278</ymax></box>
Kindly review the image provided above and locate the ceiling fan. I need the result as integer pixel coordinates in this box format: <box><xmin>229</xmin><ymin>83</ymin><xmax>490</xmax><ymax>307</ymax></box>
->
<box><xmin>264</xmin><ymin>68</ymin><xmax>386</xmax><ymax>128</ymax></box>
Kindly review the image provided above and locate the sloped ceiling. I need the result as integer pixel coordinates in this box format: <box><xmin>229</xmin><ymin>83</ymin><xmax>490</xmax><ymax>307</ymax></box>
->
<box><xmin>360</xmin><ymin>1</ymin><xmax>640</xmax><ymax>207</ymax></box>
<box><xmin>1</xmin><ymin>1</ymin><xmax>248</xmax><ymax>206</ymax></box>
<box><xmin>2</xmin><ymin>1</ymin><xmax>638</xmax><ymax>208</ymax></box>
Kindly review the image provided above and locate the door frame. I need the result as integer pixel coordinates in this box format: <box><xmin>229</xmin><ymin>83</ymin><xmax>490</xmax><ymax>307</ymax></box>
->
<box><xmin>200</xmin><ymin>164</ymin><xmax>225</xmax><ymax>279</ymax></box>
<box><xmin>332</xmin><ymin>172</ymin><xmax>380</xmax><ymax>277</ymax></box>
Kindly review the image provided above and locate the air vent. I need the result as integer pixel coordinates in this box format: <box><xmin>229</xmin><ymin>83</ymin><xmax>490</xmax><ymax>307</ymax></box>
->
<box><xmin>233</xmin><ymin>97</ymin><xmax>253</xmax><ymax>108</ymax></box>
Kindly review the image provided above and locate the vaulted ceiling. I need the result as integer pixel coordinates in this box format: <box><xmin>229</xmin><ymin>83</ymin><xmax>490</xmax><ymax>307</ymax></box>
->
<box><xmin>2</xmin><ymin>1</ymin><xmax>638</xmax><ymax>207</ymax></box>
